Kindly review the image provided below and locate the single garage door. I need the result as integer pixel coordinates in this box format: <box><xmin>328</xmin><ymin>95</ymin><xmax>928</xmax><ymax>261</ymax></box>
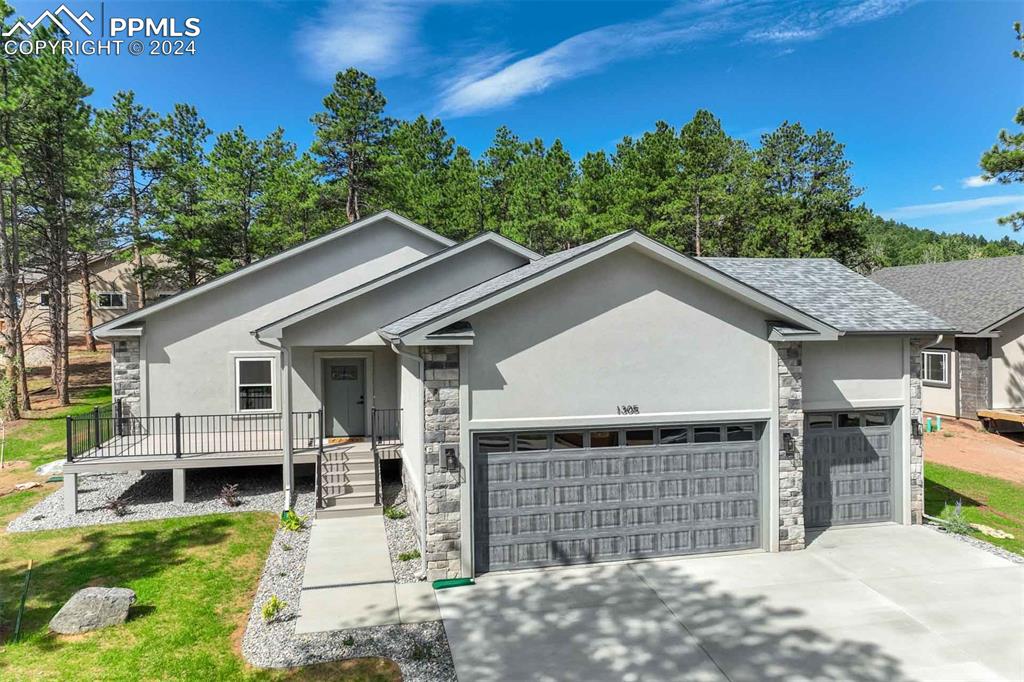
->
<box><xmin>473</xmin><ymin>423</ymin><xmax>763</xmax><ymax>574</ymax></box>
<box><xmin>803</xmin><ymin>410</ymin><xmax>896</xmax><ymax>528</ymax></box>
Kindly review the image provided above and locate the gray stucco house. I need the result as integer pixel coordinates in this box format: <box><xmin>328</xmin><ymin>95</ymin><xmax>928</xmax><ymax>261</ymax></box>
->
<box><xmin>83</xmin><ymin>211</ymin><xmax>949</xmax><ymax>580</ymax></box>
<box><xmin>871</xmin><ymin>256</ymin><xmax>1024</xmax><ymax>422</ymax></box>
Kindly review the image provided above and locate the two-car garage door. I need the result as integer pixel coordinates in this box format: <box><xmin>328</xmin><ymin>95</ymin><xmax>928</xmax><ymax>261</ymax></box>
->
<box><xmin>473</xmin><ymin>423</ymin><xmax>763</xmax><ymax>574</ymax></box>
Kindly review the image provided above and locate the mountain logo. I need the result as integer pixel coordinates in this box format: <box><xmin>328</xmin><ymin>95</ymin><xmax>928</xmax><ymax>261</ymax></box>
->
<box><xmin>3</xmin><ymin>4</ymin><xmax>95</xmax><ymax>37</ymax></box>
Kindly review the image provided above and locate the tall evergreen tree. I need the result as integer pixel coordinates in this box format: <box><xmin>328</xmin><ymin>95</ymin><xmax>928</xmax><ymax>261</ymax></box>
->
<box><xmin>311</xmin><ymin>69</ymin><xmax>391</xmax><ymax>222</ymax></box>
<box><xmin>150</xmin><ymin>103</ymin><xmax>212</xmax><ymax>287</ymax></box>
<box><xmin>377</xmin><ymin>115</ymin><xmax>454</xmax><ymax>229</ymax></box>
<box><xmin>96</xmin><ymin>90</ymin><xmax>161</xmax><ymax>304</ymax></box>
<box><xmin>979</xmin><ymin>22</ymin><xmax>1024</xmax><ymax>231</ymax></box>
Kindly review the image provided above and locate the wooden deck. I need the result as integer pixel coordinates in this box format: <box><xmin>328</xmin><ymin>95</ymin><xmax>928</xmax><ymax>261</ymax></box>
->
<box><xmin>65</xmin><ymin>435</ymin><xmax>400</xmax><ymax>474</ymax></box>
<box><xmin>976</xmin><ymin>408</ymin><xmax>1024</xmax><ymax>433</ymax></box>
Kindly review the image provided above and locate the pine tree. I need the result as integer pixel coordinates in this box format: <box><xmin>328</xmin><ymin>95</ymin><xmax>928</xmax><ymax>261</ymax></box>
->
<box><xmin>96</xmin><ymin>90</ymin><xmax>161</xmax><ymax>304</ymax></box>
<box><xmin>311</xmin><ymin>69</ymin><xmax>391</xmax><ymax>222</ymax></box>
<box><xmin>979</xmin><ymin>22</ymin><xmax>1024</xmax><ymax>230</ymax></box>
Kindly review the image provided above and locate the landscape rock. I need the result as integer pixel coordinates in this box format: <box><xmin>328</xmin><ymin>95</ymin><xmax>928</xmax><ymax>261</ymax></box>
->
<box><xmin>49</xmin><ymin>587</ymin><xmax>137</xmax><ymax>635</ymax></box>
<box><xmin>35</xmin><ymin>459</ymin><xmax>64</xmax><ymax>476</ymax></box>
<box><xmin>970</xmin><ymin>523</ymin><xmax>1014</xmax><ymax>539</ymax></box>
<box><xmin>14</xmin><ymin>481</ymin><xmax>41</xmax><ymax>491</ymax></box>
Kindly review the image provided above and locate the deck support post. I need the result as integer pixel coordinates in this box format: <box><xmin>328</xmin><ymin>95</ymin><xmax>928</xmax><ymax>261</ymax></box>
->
<box><xmin>172</xmin><ymin>468</ymin><xmax>186</xmax><ymax>504</ymax></box>
<box><xmin>280</xmin><ymin>346</ymin><xmax>294</xmax><ymax>511</ymax></box>
<box><xmin>63</xmin><ymin>473</ymin><xmax>78</xmax><ymax>515</ymax></box>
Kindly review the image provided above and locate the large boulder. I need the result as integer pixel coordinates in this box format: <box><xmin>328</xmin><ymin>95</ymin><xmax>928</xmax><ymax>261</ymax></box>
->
<box><xmin>49</xmin><ymin>587</ymin><xmax>136</xmax><ymax>635</ymax></box>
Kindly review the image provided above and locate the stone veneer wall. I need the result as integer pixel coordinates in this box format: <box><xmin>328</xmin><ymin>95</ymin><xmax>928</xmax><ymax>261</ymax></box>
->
<box><xmin>112</xmin><ymin>338</ymin><xmax>141</xmax><ymax>417</ymax></box>
<box><xmin>774</xmin><ymin>341</ymin><xmax>805</xmax><ymax>551</ymax></box>
<box><xmin>422</xmin><ymin>346</ymin><xmax>462</xmax><ymax>580</ymax></box>
<box><xmin>909</xmin><ymin>338</ymin><xmax>926</xmax><ymax>524</ymax></box>
<box><xmin>955</xmin><ymin>337</ymin><xmax>992</xmax><ymax>421</ymax></box>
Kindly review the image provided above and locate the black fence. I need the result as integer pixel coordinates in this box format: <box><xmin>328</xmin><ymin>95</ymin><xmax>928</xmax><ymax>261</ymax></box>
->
<box><xmin>66</xmin><ymin>400</ymin><xmax>324</xmax><ymax>461</ymax></box>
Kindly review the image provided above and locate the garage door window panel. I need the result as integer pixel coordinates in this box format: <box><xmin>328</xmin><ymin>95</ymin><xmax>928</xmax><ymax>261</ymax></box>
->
<box><xmin>693</xmin><ymin>426</ymin><xmax>723</xmax><ymax>443</ymax></box>
<box><xmin>625</xmin><ymin>429</ymin><xmax>655</xmax><ymax>446</ymax></box>
<box><xmin>553</xmin><ymin>432</ymin><xmax>584</xmax><ymax>449</ymax></box>
<box><xmin>659</xmin><ymin>427</ymin><xmax>689</xmax><ymax>444</ymax></box>
<box><xmin>589</xmin><ymin>431</ymin><xmax>620</xmax><ymax>448</ymax></box>
<box><xmin>516</xmin><ymin>433</ymin><xmax>549</xmax><ymax>452</ymax></box>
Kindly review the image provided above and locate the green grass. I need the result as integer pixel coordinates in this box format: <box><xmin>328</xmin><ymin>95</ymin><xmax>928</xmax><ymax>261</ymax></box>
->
<box><xmin>925</xmin><ymin>462</ymin><xmax>1024</xmax><ymax>557</ymax></box>
<box><xmin>0</xmin><ymin>512</ymin><xmax>398</xmax><ymax>681</ymax></box>
<box><xmin>4</xmin><ymin>386</ymin><xmax>112</xmax><ymax>469</ymax></box>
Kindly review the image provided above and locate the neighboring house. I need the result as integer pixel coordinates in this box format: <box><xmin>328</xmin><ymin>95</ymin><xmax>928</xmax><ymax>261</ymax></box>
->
<box><xmin>871</xmin><ymin>256</ymin><xmax>1024</xmax><ymax>420</ymax></box>
<box><xmin>83</xmin><ymin>211</ymin><xmax>949</xmax><ymax>581</ymax></box>
<box><xmin>20</xmin><ymin>249</ymin><xmax>176</xmax><ymax>344</ymax></box>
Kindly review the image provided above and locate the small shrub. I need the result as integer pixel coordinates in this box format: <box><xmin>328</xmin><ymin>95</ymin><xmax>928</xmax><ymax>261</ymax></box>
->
<box><xmin>220</xmin><ymin>483</ymin><xmax>242</xmax><ymax>507</ymax></box>
<box><xmin>282</xmin><ymin>544</ymin><xmax>292</xmax><ymax>552</ymax></box>
<box><xmin>280</xmin><ymin>509</ymin><xmax>307</xmax><ymax>532</ymax></box>
<box><xmin>384</xmin><ymin>506</ymin><xmax>408</xmax><ymax>520</ymax></box>
<box><xmin>942</xmin><ymin>431</ymin><xmax>955</xmax><ymax>438</ymax></box>
<box><xmin>342</xmin><ymin>635</ymin><xmax>355</xmax><ymax>646</ymax></box>
<box><xmin>262</xmin><ymin>595</ymin><xmax>286</xmax><ymax>622</ymax></box>
<box><xmin>103</xmin><ymin>496</ymin><xmax>130</xmax><ymax>517</ymax></box>
<box><xmin>398</xmin><ymin>549</ymin><xmax>421</xmax><ymax>562</ymax></box>
<box><xmin>941</xmin><ymin>499</ymin><xmax>972</xmax><ymax>535</ymax></box>
<box><xmin>411</xmin><ymin>643</ymin><xmax>433</xmax><ymax>661</ymax></box>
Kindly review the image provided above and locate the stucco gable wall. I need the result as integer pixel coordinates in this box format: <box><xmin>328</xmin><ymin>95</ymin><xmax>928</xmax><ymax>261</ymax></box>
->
<box><xmin>283</xmin><ymin>239</ymin><xmax>527</xmax><ymax>347</ymax></box>
<box><xmin>802</xmin><ymin>336</ymin><xmax>906</xmax><ymax>410</ymax></box>
<box><xmin>466</xmin><ymin>246</ymin><xmax>775</xmax><ymax>423</ymax></box>
<box><xmin>143</xmin><ymin>219</ymin><xmax>445</xmax><ymax>415</ymax></box>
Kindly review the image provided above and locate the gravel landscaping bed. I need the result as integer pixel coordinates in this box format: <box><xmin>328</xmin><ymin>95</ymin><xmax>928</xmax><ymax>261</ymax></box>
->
<box><xmin>7</xmin><ymin>466</ymin><xmax>308</xmax><ymax>533</ymax></box>
<box><xmin>382</xmin><ymin>480</ymin><xmax>425</xmax><ymax>583</ymax></box>
<box><xmin>241</xmin><ymin>491</ymin><xmax>456</xmax><ymax>681</ymax></box>
<box><xmin>924</xmin><ymin>521</ymin><xmax>1024</xmax><ymax>565</ymax></box>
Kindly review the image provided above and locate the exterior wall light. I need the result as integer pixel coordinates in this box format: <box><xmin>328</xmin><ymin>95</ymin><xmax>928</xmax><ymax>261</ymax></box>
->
<box><xmin>443</xmin><ymin>444</ymin><xmax>460</xmax><ymax>472</ymax></box>
<box><xmin>782</xmin><ymin>429</ymin><xmax>796</xmax><ymax>456</ymax></box>
<box><xmin>911</xmin><ymin>418</ymin><xmax>923</xmax><ymax>438</ymax></box>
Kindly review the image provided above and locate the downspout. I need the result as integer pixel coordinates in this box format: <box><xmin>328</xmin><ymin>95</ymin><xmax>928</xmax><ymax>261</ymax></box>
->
<box><xmin>387</xmin><ymin>339</ymin><xmax>428</xmax><ymax>574</ymax></box>
<box><xmin>255</xmin><ymin>331</ymin><xmax>292</xmax><ymax>512</ymax></box>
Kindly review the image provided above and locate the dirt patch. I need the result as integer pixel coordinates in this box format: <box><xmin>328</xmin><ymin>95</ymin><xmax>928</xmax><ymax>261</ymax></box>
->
<box><xmin>24</xmin><ymin>346</ymin><xmax>110</xmax><ymax>405</ymax></box>
<box><xmin>924</xmin><ymin>417</ymin><xmax>1024</xmax><ymax>485</ymax></box>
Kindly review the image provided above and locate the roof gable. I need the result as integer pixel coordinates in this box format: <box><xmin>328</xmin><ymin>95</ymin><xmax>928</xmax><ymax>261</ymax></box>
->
<box><xmin>93</xmin><ymin>211</ymin><xmax>455</xmax><ymax>336</ymax></box>
<box><xmin>255</xmin><ymin>231</ymin><xmax>538</xmax><ymax>338</ymax></box>
<box><xmin>870</xmin><ymin>256</ymin><xmax>1024</xmax><ymax>334</ymax></box>
<box><xmin>380</xmin><ymin>232</ymin><xmax>839</xmax><ymax>344</ymax></box>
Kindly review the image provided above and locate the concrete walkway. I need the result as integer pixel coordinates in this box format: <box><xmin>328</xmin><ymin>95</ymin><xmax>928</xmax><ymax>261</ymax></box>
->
<box><xmin>438</xmin><ymin>525</ymin><xmax>1023</xmax><ymax>681</ymax></box>
<box><xmin>295</xmin><ymin>514</ymin><xmax>439</xmax><ymax>634</ymax></box>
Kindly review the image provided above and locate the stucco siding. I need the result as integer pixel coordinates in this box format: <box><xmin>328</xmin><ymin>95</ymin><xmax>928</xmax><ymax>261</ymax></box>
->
<box><xmin>993</xmin><ymin>312</ymin><xmax>1024</xmax><ymax>409</ymax></box>
<box><xmin>802</xmin><ymin>336</ymin><xmax>906</xmax><ymax>409</ymax></box>
<box><xmin>283</xmin><ymin>239</ymin><xmax>527</xmax><ymax>347</ymax></box>
<box><xmin>142</xmin><ymin>219</ymin><xmax>442</xmax><ymax>415</ymax></box>
<box><xmin>466</xmin><ymin>246</ymin><xmax>773</xmax><ymax>423</ymax></box>
<box><xmin>288</xmin><ymin>346</ymin><xmax>398</xmax><ymax>414</ymax></box>
<box><xmin>922</xmin><ymin>341</ymin><xmax>957</xmax><ymax>417</ymax></box>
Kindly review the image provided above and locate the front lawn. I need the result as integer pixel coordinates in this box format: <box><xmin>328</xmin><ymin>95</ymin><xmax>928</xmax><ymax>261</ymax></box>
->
<box><xmin>924</xmin><ymin>461</ymin><xmax>1024</xmax><ymax>557</ymax></box>
<box><xmin>0</xmin><ymin>511</ymin><xmax>398</xmax><ymax>681</ymax></box>
<box><xmin>4</xmin><ymin>385</ymin><xmax>113</xmax><ymax>469</ymax></box>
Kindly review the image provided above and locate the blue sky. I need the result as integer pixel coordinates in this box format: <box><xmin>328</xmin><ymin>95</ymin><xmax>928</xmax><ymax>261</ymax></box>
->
<box><xmin>13</xmin><ymin>0</ymin><xmax>1024</xmax><ymax>240</ymax></box>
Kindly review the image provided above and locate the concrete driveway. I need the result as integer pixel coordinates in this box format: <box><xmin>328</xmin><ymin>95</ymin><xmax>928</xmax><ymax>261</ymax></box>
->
<box><xmin>437</xmin><ymin>525</ymin><xmax>1024</xmax><ymax>681</ymax></box>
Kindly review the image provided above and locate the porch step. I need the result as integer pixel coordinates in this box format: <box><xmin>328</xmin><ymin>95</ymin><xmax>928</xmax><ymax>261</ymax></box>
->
<box><xmin>321</xmin><ymin>452</ymin><xmax>375</xmax><ymax>465</ymax></box>
<box><xmin>319</xmin><ymin>461</ymin><xmax>375</xmax><ymax>475</ymax></box>
<box><xmin>320</xmin><ymin>470</ymin><xmax>376</xmax><ymax>485</ymax></box>
<box><xmin>315</xmin><ymin>505</ymin><xmax>381</xmax><ymax>519</ymax></box>
<box><xmin>319</xmin><ymin>481</ymin><xmax>377</xmax><ymax>496</ymax></box>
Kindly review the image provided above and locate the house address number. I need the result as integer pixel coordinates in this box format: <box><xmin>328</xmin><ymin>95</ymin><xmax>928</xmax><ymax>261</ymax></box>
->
<box><xmin>616</xmin><ymin>404</ymin><xmax>640</xmax><ymax>415</ymax></box>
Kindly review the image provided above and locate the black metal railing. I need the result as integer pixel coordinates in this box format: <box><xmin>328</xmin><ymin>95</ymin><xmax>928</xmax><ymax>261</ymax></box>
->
<box><xmin>370</xmin><ymin>408</ymin><xmax>402</xmax><ymax>447</ymax></box>
<box><xmin>66</xmin><ymin>399</ymin><xmax>324</xmax><ymax>461</ymax></box>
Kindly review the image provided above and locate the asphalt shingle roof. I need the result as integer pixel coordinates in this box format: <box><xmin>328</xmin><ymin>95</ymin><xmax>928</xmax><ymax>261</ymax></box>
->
<box><xmin>380</xmin><ymin>232</ymin><xmax>628</xmax><ymax>338</ymax></box>
<box><xmin>700</xmin><ymin>257</ymin><xmax>951</xmax><ymax>333</ymax></box>
<box><xmin>869</xmin><ymin>256</ymin><xmax>1024</xmax><ymax>334</ymax></box>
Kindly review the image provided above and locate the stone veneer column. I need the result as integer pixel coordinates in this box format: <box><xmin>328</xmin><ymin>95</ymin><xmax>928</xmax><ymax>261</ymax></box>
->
<box><xmin>112</xmin><ymin>338</ymin><xmax>141</xmax><ymax>417</ymax></box>
<box><xmin>774</xmin><ymin>341</ymin><xmax>805</xmax><ymax>551</ymax></box>
<box><xmin>909</xmin><ymin>338</ymin><xmax>925</xmax><ymax>524</ymax></box>
<box><xmin>421</xmin><ymin>346</ymin><xmax>462</xmax><ymax>580</ymax></box>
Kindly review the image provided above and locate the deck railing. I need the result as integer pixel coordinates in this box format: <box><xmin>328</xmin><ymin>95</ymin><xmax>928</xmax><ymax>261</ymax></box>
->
<box><xmin>66</xmin><ymin>400</ymin><xmax>324</xmax><ymax>462</ymax></box>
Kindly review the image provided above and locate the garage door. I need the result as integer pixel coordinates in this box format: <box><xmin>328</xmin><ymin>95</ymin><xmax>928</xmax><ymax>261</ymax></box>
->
<box><xmin>473</xmin><ymin>423</ymin><xmax>763</xmax><ymax>574</ymax></box>
<box><xmin>803</xmin><ymin>410</ymin><xmax>896</xmax><ymax>528</ymax></box>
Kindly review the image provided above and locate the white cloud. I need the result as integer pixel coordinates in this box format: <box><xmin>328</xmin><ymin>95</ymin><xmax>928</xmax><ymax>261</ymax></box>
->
<box><xmin>931</xmin><ymin>184</ymin><xmax>944</xmax><ymax>191</ymax></box>
<box><xmin>298</xmin><ymin>0</ymin><xmax>430</xmax><ymax>79</ymax></box>
<box><xmin>881</xmin><ymin>195</ymin><xmax>1024</xmax><ymax>220</ymax></box>
<box><xmin>961</xmin><ymin>174</ymin><xmax>994</xmax><ymax>188</ymax></box>
<box><xmin>439</xmin><ymin>1</ymin><xmax>916</xmax><ymax>116</ymax></box>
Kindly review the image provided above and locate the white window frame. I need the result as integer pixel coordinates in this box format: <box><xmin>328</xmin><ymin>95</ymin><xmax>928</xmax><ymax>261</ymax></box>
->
<box><xmin>96</xmin><ymin>291</ymin><xmax>128</xmax><ymax>310</ymax></box>
<box><xmin>234</xmin><ymin>356</ymin><xmax>276</xmax><ymax>413</ymax></box>
<box><xmin>922</xmin><ymin>349</ymin><xmax>950</xmax><ymax>388</ymax></box>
